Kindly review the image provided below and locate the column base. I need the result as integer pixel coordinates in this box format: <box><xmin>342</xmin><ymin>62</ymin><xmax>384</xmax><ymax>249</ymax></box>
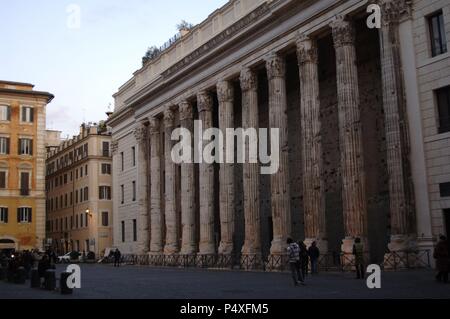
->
<box><xmin>384</xmin><ymin>234</ymin><xmax>419</xmax><ymax>269</ymax></box>
<box><xmin>164</xmin><ymin>244</ymin><xmax>180</xmax><ymax>256</ymax></box>
<box><xmin>218</xmin><ymin>242</ymin><xmax>234</xmax><ymax>255</ymax></box>
<box><xmin>180</xmin><ymin>245</ymin><xmax>197</xmax><ymax>256</ymax></box>
<box><xmin>269</xmin><ymin>237</ymin><xmax>286</xmax><ymax>256</ymax></box>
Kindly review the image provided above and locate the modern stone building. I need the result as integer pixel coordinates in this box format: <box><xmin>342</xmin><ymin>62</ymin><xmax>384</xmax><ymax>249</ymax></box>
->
<box><xmin>0</xmin><ymin>80</ymin><xmax>54</xmax><ymax>252</ymax></box>
<box><xmin>107</xmin><ymin>0</ymin><xmax>450</xmax><ymax>267</ymax></box>
<box><xmin>45</xmin><ymin>123</ymin><xmax>113</xmax><ymax>257</ymax></box>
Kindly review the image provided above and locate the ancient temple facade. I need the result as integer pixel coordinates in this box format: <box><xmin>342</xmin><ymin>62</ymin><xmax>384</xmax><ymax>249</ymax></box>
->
<box><xmin>107</xmin><ymin>0</ymin><xmax>450</xmax><ymax>268</ymax></box>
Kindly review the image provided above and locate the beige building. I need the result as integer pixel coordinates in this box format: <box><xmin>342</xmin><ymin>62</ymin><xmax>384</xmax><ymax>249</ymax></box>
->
<box><xmin>107</xmin><ymin>0</ymin><xmax>450</xmax><ymax>269</ymax></box>
<box><xmin>45</xmin><ymin>122</ymin><xmax>113</xmax><ymax>257</ymax></box>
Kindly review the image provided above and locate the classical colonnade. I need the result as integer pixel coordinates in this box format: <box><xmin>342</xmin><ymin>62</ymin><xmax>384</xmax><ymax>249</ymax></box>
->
<box><xmin>130</xmin><ymin>7</ymin><xmax>414</xmax><ymax>263</ymax></box>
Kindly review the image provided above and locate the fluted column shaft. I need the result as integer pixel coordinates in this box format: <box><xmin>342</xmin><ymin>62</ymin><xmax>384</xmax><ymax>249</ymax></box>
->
<box><xmin>164</xmin><ymin>108</ymin><xmax>179</xmax><ymax>254</ymax></box>
<box><xmin>197</xmin><ymin>91</ymin><xmax>216</xmax><ymax>255</ymax></box>
<box><xmin>265</xmin><ymin>53</ymin><xmax>291</xmax><ymax>255</ymax></box>
<box><xmin>240</xmin><ymin>68</ymin><xmax>261</xmax><ymax>257</ymax></box>
<box><xmin>179</xmin><ymin>101</ymin><xmax>197</xmax><ymax>255</ymax></box>
<box><xmin>217</xmin><ymin>80</ymin><xmax>236</xmax><ymax>255</ymax></box>
<box><xmin>379</xmin><ymin>0</ymin><xmax>415</xmax><ymax>251</ymax></box>
<box><xmin>149</xmin><ymin>116</ymin><xmax>163</xmax><ymax>254</ymax></box>
<box><xmin>134</xmin><ymin>123</ymin><xmax>150</xmax><ymax>254</ymax></box>
<box><xmin>296</xmin><ymin>36</ymin><xmax>327</xmax><ymax>251</ymax></box>
<box><xmin>330</xmin><ymin>17</ymin><xmax>368</xmax><ymax>253</ymax></box>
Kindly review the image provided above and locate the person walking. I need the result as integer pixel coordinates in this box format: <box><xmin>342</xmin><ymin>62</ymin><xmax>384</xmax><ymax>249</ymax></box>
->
<box><xmin>353</xmin><ymin>237</ymin><xmax>365</xmax><ymax>279</ymax></box>
<box><xmin>298</xmin><ymin>241</ymin><xmax>309</xmax><ymax>278</ymax></box>
<box><xmin>308</xmin><ymin>242</ymin><xmax>320</xmax><ymax>274</ymax></box>
<box><xmin>287</xmin><ymin>238</ymin><xmax>304</xmax><ymax>286</ymax></box>
<box><xmin>114</xmin><ymin>249</ymin><xmax>122</xmax><ymax>267</ymax></box>
<box><xmin>434</xmin><ymin>235</ymin><xmax>449</xmax><ymax>283</ymax></box>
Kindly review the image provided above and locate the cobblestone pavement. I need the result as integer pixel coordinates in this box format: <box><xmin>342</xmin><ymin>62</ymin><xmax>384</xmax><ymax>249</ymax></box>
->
<box><xmin>0</xmin><ymin>265</ymin><xmax>449</xmax><ymax>299</ymax></box>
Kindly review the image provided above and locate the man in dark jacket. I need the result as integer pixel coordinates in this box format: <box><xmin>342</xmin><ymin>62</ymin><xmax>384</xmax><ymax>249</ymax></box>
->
<box><xmin>308</xmin><ymin>242</ymin><xmax>320</xmax><ymax>274</ymax></box>
<box><xmin>298</xmin><ymin>241</ymin><xmax>309</xmax><ymax>278</ymax></box>
<box><xmin>114</xmin><ymin>249</ymin><xmax>122</xmax><ymax>267</ymax></box>
<box><xmin>434</xmin><ymin>235</ymin><xmax>449</xmax><ymax>283</ymax></box>
<box><xmin>353</xmin><ymin>237</ymin><xmax>365</xmax><ymax>279</ymax></box>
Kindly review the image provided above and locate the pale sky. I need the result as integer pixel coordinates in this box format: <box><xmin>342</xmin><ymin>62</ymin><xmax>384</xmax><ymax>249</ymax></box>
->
<box><xmin>0</xmin><ymin>0</ymin><xmax>228</xmax><ymax>138</ymax></box>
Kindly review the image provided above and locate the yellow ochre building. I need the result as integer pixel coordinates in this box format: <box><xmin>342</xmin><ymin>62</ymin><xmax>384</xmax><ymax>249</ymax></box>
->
<box><xmin>0</xmin><ymin>80</ymin><xmax>54</xmax><ymax>252</ymax></box>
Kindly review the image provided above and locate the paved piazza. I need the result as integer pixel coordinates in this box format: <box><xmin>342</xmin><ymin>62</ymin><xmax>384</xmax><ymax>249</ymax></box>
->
<box><xmin>0</xmin><ymin>265</ymin><xmax>448</xmax><ymax>299</ymax></box>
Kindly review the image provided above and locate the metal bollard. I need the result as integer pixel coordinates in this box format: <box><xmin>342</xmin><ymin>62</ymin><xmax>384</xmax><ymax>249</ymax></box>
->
<box><xmin>44</xmin><ymin>269</ymin><xmax>56</xmax><ymax>291</ymax></box>
<box><xmin>60</xmin><ymin>272</ymin><xmax>73</xmax><ymax>295</ymax></box>
<box><xmin>30</xmin><ymin>269</ymin><xmax>40</xmax><ymax>288</ymax></box>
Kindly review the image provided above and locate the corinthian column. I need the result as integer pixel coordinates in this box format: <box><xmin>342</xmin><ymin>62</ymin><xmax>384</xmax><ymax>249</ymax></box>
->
<box><xmin>163</xmin><ymin>108</ymin><xmax>179</xmax><ymax>255</ymax></box>
<box><xmin>378</xmin><ymin>0</ymin><xmax>416</xmax><ymax>253</ymax></box>
<box><xmin>330</xmin><ymin>16</ymin><xmax>368</xmax><ymax>255</ymax></box>
<box><xmin>197</xmin><ymin>91</ymin><xmax>216</xmax><ymax>255</ymax></box>
<box><xmin>134</xmin><ymin>122</ymin><xmax>150</xmax><ymax>254</ymax></box>
<box><xmin>217</xmin><ymin>80</ymin><xmax>235</xmax><ymax>256</ymax></box>
<box><xmin>149</xmin><ymin>116</ymin><xmax>163</xmax><ymax>254</ymax></box>
<box><xmin>179</xmin><ymin>101</ymin><xmax>197</xmax><ymax>255</ymax></box>
<box><xmin>240</xmin><ymin>68</ymin><xmax>261</xmax><ymax>262</ymax></box>
<box><xmin>265</xmin><ymin>53</ymin><xmax>291</xmax><ymax>256</ymax></box>
<box><xmin>296</xmin><ymin>36</ymin><xmax>327</xmax><ymax>253</ymax></box>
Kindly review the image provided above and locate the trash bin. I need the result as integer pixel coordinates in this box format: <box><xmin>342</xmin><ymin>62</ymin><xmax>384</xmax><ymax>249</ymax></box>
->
<box><xmin>30</xmin><ymin>268</ymin><xmax>40</xmax><ymax>288</ymax></box>
<box><xmin>14</xmin><ymin>267</ymin><xmax>26</xmax><ymax>284</ymax></box>
<box><xmin>44</xmin><ymin>269</ymin><xmax>56</xmax><ymax>291</ymax></box>
<box><xmin>60</xmin><ymin>272</ymin><xmax>73</xmax><ymax>295</ymax></box>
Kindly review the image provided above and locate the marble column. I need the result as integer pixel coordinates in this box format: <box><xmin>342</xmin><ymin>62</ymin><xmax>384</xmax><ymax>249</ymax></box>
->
<box><xmin>197</xmin><ymin>91</ymin><xmax>216</xmax><ymax>255</ymax></box>
<box><xmin>378</xmin><ymin>0</ymin><xmax>416</xmax><ymax>252</ymax></box>
<box><xmin>265</xmin><ymin>52</ymin><xmax>291</xmax><ymax>256</ymax></box>
<box><xmin>330</xmin><ymin>16</ymin><xmax>368</xmax><ymax>254</ymax></box>
<box><xmin>296</xmin><ymin>35</ymin><xmax>327</xmax><ymax>252</ymax></box>
<box><xmin>149</xmin><ymin>116</ymin><xmax>163</xmax><ymax>254</ymax></box>
<box><xmin>179</xmin><ymin>101</ymin><xmax>197</xmax><ymax>255</ymax></box>
<box><xmin>134</xmin><ymin>122</ymin><xmax>150</xmax><ymax>254</ymax></box>
<box><xmin>217</xmin><ymin>80</ymin><xmax>235</xmax><ymax>255</ymax></box>
<box><xmin>163</xmin><ymin>108</ymin><xmax>179</xmax><ymax>255</ymax></box>
<box><xmin>240</xmin><ymin>68</ymin><xmax>262</xmax><ymax>260</ymax></box>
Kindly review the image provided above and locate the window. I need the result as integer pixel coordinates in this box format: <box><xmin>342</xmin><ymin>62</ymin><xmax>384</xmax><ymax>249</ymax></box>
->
<box><xmin>102</xmin><ymin>142</ymin><xmax>110</xmax><ymax>157</ymax></box>
<box><xmin>64</xmin><ymin>194</ymin><xmax>68</xmax><ymax>207</ymax></box>
<box><xmin>0</xmin><ymin>171</ymin><xmax>6</xmax><ymax>189</ymax></box>
<box><xmin>102</xmin><ymin>212</ymin><xmax>109</xmax><ymax>226</ymax></box>
<box><xmin>85</xmin><ymin>165</ymin><xmax>88</xmax><ymax>176</ymax></box>
<box><xmin>121</xmin><ymin>152</ymin><xmax>124</xmax><ymax>171</ymax></box>
<box><xmin>80</xmin><ymin>167</ymin><xmax>83</xmax><ymax>178</ymax></box>
<box><xmin>0</xmin><ymin>105</ymin><xmax>11</xmax><ymax>121</ymax></box>
<box><xmin>0</xmin><ymin>207</ymin><xmax>8</xmax><ymax>223</ymax></box>
<box><xmin>84</xmin><ymin>187</ymin><xmax>89</xmax><ymax>201</ymax></box>
<box><xmin>101</xmin><ymin>163</ymin><xmax>111</xmax><ymax>175</ymax></box>
<box><xmin>121</xmin><ymin>221</ymin><xmax>125</xmax><ymax>242</ymax></box>
<box><xmin>70</xmin><ymin>192</ymin><xmax>73</xmax><ymax>206</ymax></box>
<box><xmin>17</xmin><ymin>207</ymin><xmax>32</xmax><ymax>223</ymax></box>
<box><xmin>0</xmin><ymin>137</ymin><xmax>10</xmax><ymax>155</ymax></box>
<box><xmin>132</xmin><ymin>181</ymin><xmax>136</xmax><ymax>202</ymax></box>
<box><xmin>80</xmin><ymin>188</ymin><xmax>83</xmax><ymax>202</ymax></box>
<box><xmin>75</xmin><ymin>190</ymin><xmax>78</xmax><ymax>204</ymax></box>
<box><xmin>85</xmin><ymin>213</ymin><xmax>89</xmax><ymax>227</ymax></box>
<box><xmin>436</xmin><ymin>86</ymin><xmax>450</xmax><ymax>134</ymax></box>
<box><xmin>70</xmin><ymin>216</ymin><xmax>73</xmax><ymax>229</ymax></box>
<box><xmin>65</xmin><ymin>217</ymin><xmax>68</xmax><ymax>230</ymax></box>
<box><xmin>80</xmin><ymin>213</ymin><xmax>84</xmax><ymax>228</ymax></box>
<box><xmin>76</xmin><ymin>215</ymin><xmax>79</xmax><ymax>228</ymax></box>
<box><xmin>121</xmin><ymin>185</ymin><xmax>124</xmax><ymax>204</ymax></box>
<box><xmin>133</xmin><ymin>219</ymin><xmax>137</xmax><ymax>242</ymax></box>
<box><xmin>132</xmin><ymin>147</ymin><xmax>136</xmax><ymax>167</ymax></box>
<box><xmin>429</xmin><ymin>11</ymin><xmax>447</xmax><ymax>57</ymax></box>
<box><xmin>64</xmin><ymin>174</ymin><xmax>67</xmax><ymax>184</ymax></box>
<box><xmin>440</xmin><ymin>182</ymin><xmax>450</xmax><ymax>197</ymax></box>
<box><xmin>18</xmin><ymin>138</ymin><xmax>33</xmax><ymax>155</ymax></box>
<box><xmin>21</xmin><ymin>106</ymin><xmax>34</xmax><ymax>123</ymax></box>
<box><xmin>83</xmin><ymin>144</ymin><xmax>88</xmax><ymax>157</ymax></box>
<box><xmin>99</xmin><ymin>186</ymin><xmax>111</xmax><ymax>200</ymax></box>
<box><xmin>20</xmin><ymin>172</ymin><xmax>30</xmax><ymax>196</ymax></box>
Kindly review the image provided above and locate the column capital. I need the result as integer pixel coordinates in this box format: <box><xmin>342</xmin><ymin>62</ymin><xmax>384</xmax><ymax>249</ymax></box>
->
<box><xmin>197</xmin><ymin>91</ymin><xmax>213</xmax><ymax>113</ymax></box>
<box><xmin>330</xmin><ymin>15</ymin><xmax>355</xmax><ymax>48</ymax></box>
<box><xmin>265</xmin><ymin>52</ymin><xmax>286</xmax><ymax>80</ymax></box>
<box><xmin>163</xmin><ymin>108</ymin><xmax>176</xmax><ymax>128</ymax></box>
<box><xmin>134</xmin><ymin>122</ymin><xmax>148</xmax><ymax>146</ymax></box>
<box><xmin>217</xmin><ymin>80</ymin><xmax>234</xmax><ymax>103</ymax></box>
<box><xmin>296</xmin><ymin>35</ymin><xmax>318</xmax><ymax>65</ymax></box>
<box><xmin>240</xmin><ymin>68</ymin><xmax>258</xmax><ymax>92</ymax></box>
<box><xmin>371</xmin><ymin>0</ymin><xmax>412</xmax><ymax>25</ymax></box>
<box><xmin>148</xmin><ymin>116</ymin><xmax>161</xmax><ymax>135</ymax></box>
<box><xmin>179</xmin><ymin>100</ymin><xmax>193</xmax><ymax>121</ymax></box>
<box><xmin>111</xmin><ymin>139</ymin><xmax>119</xmax><ymax>156</ymax></box>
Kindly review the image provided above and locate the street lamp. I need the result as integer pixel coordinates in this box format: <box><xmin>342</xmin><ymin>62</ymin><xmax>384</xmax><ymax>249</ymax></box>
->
<box><xmin>86</xmin><ymin>209</ymin><xmax>93</xmax><ymax>217</ymax></box>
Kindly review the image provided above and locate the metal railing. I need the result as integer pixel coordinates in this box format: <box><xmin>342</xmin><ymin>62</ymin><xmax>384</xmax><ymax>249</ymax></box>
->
<box><xmin>114</xmin><ymin>250</ymin><xmax>432</xmax><ymax>272</ymax></box>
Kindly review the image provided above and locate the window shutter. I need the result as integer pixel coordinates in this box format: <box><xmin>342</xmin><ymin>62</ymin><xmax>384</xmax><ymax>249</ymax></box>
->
<box><xmin>29</xmin><ymin>208</ymin><xmax>32</xmax><ymax>222</ymax></box>
<box><xmin>4</xmin><ymin>208</ymin><xmax>8</xmax><ymax>223</ymax></box>
<box><xmin>7</xmin><ymin>106</ymin><xmax>11</xmax><ymax>121</ymax></box>
<box><xmin>6</xmin><ymin>138</ymin><xmax>10</xmax><ymax>154</ymax></box>
<box><xmin>30</xmin><ymin>108</ymin><xmax>34</xmax><ymax>122</ymax></box>
<box><xmin>17</xmin><ymin>208</ymin><xmax>20</xmax><ymax>223</ymax></box>
<box><xmin>30</xmin><ymin>140</ymin><xmax>33</xmax><ymax>155</ymax></box>
<box><xmin>0</xmin><ymin>171</ymin><xmax>5</xmax><ymax>188</ymax></box>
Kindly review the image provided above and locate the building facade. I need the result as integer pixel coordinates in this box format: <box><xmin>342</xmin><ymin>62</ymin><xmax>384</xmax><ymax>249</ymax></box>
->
<box><xmin>108</xmin><ymin>0</ymin><xmax>450</xmax><ymax>268</ymax></box>
<box><xmin>45</xmin><ymin>123</ymin><xmax>113</xmax><ymax>257</ymax></box>
<box><xmin>0</xmin><ymin>80</ymin><xmax>54</xmax><ymax>251</ymax></box>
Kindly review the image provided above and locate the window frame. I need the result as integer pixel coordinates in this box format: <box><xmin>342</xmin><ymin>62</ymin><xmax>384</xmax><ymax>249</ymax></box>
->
<box><xmin>0</xmin><ymin>105</ymin><xmax>11</xmax><ymax>122</ymax></box>
<box><xmin>20</xmin><ymin>105</ymin><xmax>34</xmax><ymax>123</ymax></box>
<box><xmin>428</xmin><ymin>10</ymin><xmax>448</xmax><ymax>57</ymax></box>
<box><xmin>17</xmin><ymin>207</ymin><xmax>32</xmax><ymax>224</ymax></box>
<box><xmin>0</xmin><ymin>207</ymin><xmax>8</xmax><ymax>223</ymax></box>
